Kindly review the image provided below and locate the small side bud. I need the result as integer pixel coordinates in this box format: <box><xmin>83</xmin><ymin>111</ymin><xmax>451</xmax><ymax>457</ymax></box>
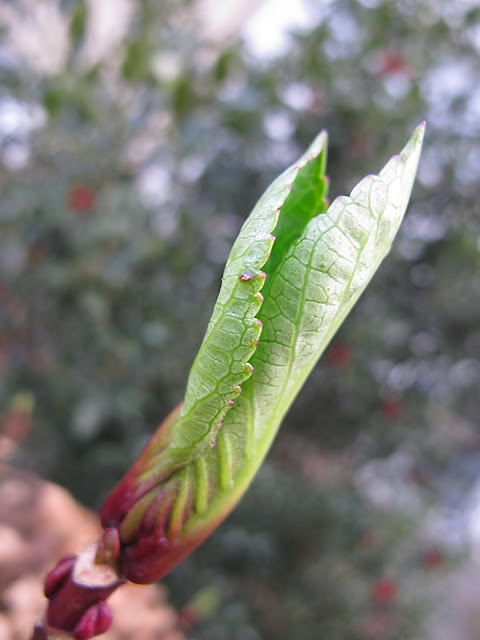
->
<box><xmin>122</xmin><ymin>534</ymin><xmax>169</xmax><ymax>584</ymax></box>
<box><xmin>95</xmin><ymin>527</ymin><xmax>121</xmax><ymax>566</ymax></box>
<box><xmin>74</xmin><ymin>602</ymin><xmax>113</xmax><ymax>640</ymax></box>
<box><xmin>44</xmin><ymin>555</ymin><xmax>77</xmax><ymax>598</ymax></box>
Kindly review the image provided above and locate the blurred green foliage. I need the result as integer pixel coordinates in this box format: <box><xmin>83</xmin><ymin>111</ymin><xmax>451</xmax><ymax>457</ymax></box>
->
<box><xmin>1</xmin><ymin>1</ymin><xmax>480</xmax><ymax>638</ymax></box>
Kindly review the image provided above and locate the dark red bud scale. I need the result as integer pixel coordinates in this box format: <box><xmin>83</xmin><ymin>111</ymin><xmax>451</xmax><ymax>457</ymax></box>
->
<box><xmin>73</xmin><ymin>602</ymin><xmax>113</xmax><ymax>640</ymax></box>
<box><xmin>44</xmin><ymin>555</ymin><xmax>77</xmax><ymax>598</ymax></box>
<box><xmin>95</xmin><ymin>527</ymin><xmax>121</xmax><ymax>566</ymax></box>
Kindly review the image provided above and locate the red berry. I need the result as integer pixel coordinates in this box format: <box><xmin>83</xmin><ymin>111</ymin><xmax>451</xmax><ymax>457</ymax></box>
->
<box><xmin>380</xmin><ymin>50</ymin><xmax>407</xmax><ymax>75</ymax></box>
<box><xmin>371</xmin><ymin>578</ymin><xmax>397</xmax><ymax>605</ymax></box>
<box><xmin>67</xmin><ymin>186</ymin><xmax>97</xmax><ymax>214</ymax></box>
<box><xmin>380</xmin><ymin>395</ymin><xmax>403</xmax><ymax>421</ymax></box>
<box><xmin>327</xmin><ymin>341</ymin><xmax>352</xmax><ymax>367</ymax></box>
<box><xmin>422</xmin><ymin>547</ymin><xmax>445</xmax><ymax>569</ymax></box>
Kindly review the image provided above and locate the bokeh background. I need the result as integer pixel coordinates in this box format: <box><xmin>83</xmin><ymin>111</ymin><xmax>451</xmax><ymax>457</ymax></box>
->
<box><xmin>1</xmin><ymin>1</ymin><xmax>480</xmax><ymax>638</ymax></box>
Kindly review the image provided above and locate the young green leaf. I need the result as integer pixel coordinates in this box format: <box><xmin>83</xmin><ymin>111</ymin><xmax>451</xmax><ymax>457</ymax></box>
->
<box><xmin>248</xmin><ymin>122</ymin><xmax>426</xmax><ymax>437</ymax></box>
<box><xmin>137</xmin><ymin>131</ymin><xmax>329</xmax><ymax>478</ymax></box>
<box><xmin>100</xmin><ymin>124</ymin><xmax>424</xmax><ymax>583</ymax></box>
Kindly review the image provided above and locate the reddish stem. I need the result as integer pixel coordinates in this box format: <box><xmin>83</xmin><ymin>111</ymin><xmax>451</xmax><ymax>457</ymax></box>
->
<box><xmin>34</xmin><ymin>540</ymin><xmax>125</xmax><ymax>640</ymax></box>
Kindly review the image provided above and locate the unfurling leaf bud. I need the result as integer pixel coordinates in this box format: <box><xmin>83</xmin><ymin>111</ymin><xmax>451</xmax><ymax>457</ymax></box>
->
<box><xmin>34</xmin><ymin>124</ymin><xmax>424</xmax><ymax>638</ymax></box>
<box><xmin>97</xmin><ymin>125</ymin><xmax>424</xmax><ymax>585</ymax></box>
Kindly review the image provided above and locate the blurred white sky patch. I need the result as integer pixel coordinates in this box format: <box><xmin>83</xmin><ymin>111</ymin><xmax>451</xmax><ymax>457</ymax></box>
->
<box><xmin>466</xmin><ymin>478</ymin><xmax>480</xmax><ymax>558</ymax></box>
<box><xmin>0</xmin><ymin>98</ymin><xmax>45</xmax><ymax>138</ymax></box>
<box><xmin>0</xmin><ymin>0</ymin><xmax>69</xmax><ymax>75</ymax></box>
<box><xmin>0</xmin><ymin>0</ymin><xmax>135</xmax><ymax>74</ymax></box>
<box><xmin>355</xmin><ymin>448</ymin><xmax>423</xmax><ymax>513</ymax></box>
<box><xmin>280</xmin><ymin>82</ymin><xmax>316</xmax><ymax>110</ymax></box>
<box><xmin>0</xmin><ymin>96</ymin><xmax>46</xmax><ymax>171</ymax></box>
<box><xmin>136</xmin><ymin>163</ymin><xmax>172</xmax><ymax>209</ymax></box>
<box><xmin>197</xmin><ymin>0</ymin><xmax>263</xmax><ymax>42</ymax></box>
<box><xmin>243</xmin><ymin>0</ymin><xmax>313</xmax><ymax>58</ymax></box>
<box><xmin>3</xmin><ymin>142</ymin><xmax>30</xmax><ymax>171</ymax></box>
<box><xmin>77</xmin><ymin>0</ymin><xmax>135</xmax><ymax>70</ymax></box>
<box><xmin>263</xmin><ymin>110</ymin><xmax>295</xmax><ymax>141</ymax></box>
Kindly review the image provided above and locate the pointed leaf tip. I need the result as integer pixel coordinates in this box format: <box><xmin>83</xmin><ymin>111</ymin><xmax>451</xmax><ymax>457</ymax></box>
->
<box><xmin>304</xmin><ymin>129</ymin><xmax>328</xmax><ymax>159</ymax></box>
<box><xmin>400</xmin><ymin>122</ymin><xmax>426</xmax><ymax>164</ymax></box>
